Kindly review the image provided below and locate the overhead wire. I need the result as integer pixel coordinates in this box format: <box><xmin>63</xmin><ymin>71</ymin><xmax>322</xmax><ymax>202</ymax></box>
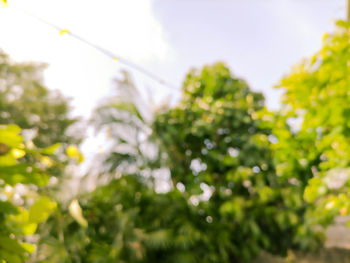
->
<box><xmin>1</xmin><ymin>0</ymin><xmax>179</xmax><ymax>91</ymax></box>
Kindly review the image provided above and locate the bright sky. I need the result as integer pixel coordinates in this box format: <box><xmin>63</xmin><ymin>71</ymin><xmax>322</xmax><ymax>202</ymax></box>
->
<box><xmin>0</xmin><ymin>0</ymin><xmax>346</xmax><ymax>115</ymax></box>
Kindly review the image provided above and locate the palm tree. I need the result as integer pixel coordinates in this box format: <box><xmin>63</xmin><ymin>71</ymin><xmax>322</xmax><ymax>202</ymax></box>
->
<box><xmin>88</xmin><ymin>70</ymin><xmax>170</xmax><ymax>190</ymax></box>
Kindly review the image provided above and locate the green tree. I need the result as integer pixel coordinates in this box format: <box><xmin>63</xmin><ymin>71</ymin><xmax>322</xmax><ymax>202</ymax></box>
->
<box><xmin>90</xmin><ymin>71</ymin><xmax>158</xmax><ymax>178</ymax></box>
<box><xmin>153</xmin><ymin>62</ymin><xmax>322</xmax><ymax>261</ymax></box>
<box><xmin>276</xmin><ymin>20</ymin><xmax>350</xmax><ymax>231</ymax></box>
<box><xmin>45</xmin><ymin>64</ymin><xmax>322</xmax><ymax>263</ymax></box>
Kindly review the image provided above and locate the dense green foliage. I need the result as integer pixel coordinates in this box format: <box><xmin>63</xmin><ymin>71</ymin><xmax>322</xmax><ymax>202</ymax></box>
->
<box><xmin>36</xmin><ymin>175</ymin><xmax>205</xmax><ymax>263</ymax></box>
<box><xmin>37</xmin><ymin>63</ymin><xmax>324</xmax><ymax>263</ymax></box>
<box><xmin>277</xmin><ymin>21</ymin><xmax>350</xmax><ymax>229</ymax></box>
<box><xmin>152</xmin><ymin>63</ymin><xmax>322</xmax><ymax>260</ymax></box>
<box><xmin>0</xmin><ymin>125</ymin><xmax>57</xmax><ymax>262</ymax></box>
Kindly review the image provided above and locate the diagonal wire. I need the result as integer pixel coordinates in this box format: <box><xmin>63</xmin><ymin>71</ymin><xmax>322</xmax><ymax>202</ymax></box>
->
<box><xmin>8</xmin><ymin>4</ymin><xmax>180</xmax><ymax>91</ymax></box>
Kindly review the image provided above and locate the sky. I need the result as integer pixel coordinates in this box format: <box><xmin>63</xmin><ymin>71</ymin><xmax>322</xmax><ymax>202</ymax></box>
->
<box><xmin>0</xmin><ymin>0</ymin><xmax>346</xmax><ymax>116</ymax></box>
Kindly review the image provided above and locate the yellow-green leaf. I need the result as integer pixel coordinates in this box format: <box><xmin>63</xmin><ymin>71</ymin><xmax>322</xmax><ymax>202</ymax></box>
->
<box><xmin>29</xmin><ymin>197</ymin><xmax>57</xmax><ymax>223</ymax></box>
<box><xmin>41</xmin><ymin>143</ymin><xmax>62</xmax><ymax>155</ymax></box>
<box><xmin>69</xmin><ymin>199</ymin><xmax>88</xmax><ymax>227</ymax></box>
<box><xmin>21</xmin><ymin>242</ymin><xmax>35</xmax><ymax>254</ymax></box>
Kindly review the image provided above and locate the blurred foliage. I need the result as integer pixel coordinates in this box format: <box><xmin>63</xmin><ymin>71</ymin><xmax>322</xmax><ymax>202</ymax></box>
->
<box><xmin>0</xmin><ymin>51</ymin><xmax>83</xmax><ymax>262</ymax></box>
<box><xmin>36</xmin><ymin>63</ymin><xmax>324</xmax><ymax>263</ymax></box>
<box><xmin>152</xmin><ymin>62</ymin><xmax>323</xmax><ymax>261</ymax></box>
<box><xmin>90</xmin><ymin>71</ymin><xmax>157</xmax><ymax>178</ymax></box>
<box><xmin>276</xmin><ymin>20</ymin><xmax>350</xmax><ymax>232</ymax></box>
<box><xmin>0</xmin><ymin>49</ymin><xmax>83</xmax><ymax>186</ymax></box>
<box><xmin>0</xmin><ymin>125</ymin><xmax>57</xmax><ymax>262</ymax></box>
<box><xmin>0</xmin><ymin>50</ymin><xmax>81</xmax><ymax>148</ymax></box>
<box><xmin>253</xmin><ymin>248</ymin><xmax>350</xmax><ymax>263</ymax></box>
<box><xmin>4</xmin><ymin>19</ymin><xmax>350</xmax><ymax>263</ymax></box>
<box><xmin>33</xmin><ymin>175</ymin><xmax>204</xmax><ymax>263</ymax></box>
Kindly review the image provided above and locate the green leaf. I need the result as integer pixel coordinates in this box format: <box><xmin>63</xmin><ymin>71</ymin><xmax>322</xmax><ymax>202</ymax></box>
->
<box><xmin>0</xmin><ymin>153</ymin><xmax>16</xmax><ymax>166</ymax></box>
<box><xmin>41</xmin><ymin>143</ymin><xmax>62</xmax><ymax>155</ymax></box>
<box><xmin>0</xmin><ymin>201</ymin><xmax>18</xmax><ymax>214</ymax></box>
<box><xmin>0</xmin><ymin>164</ymin><xmax>49</xmax><ymax>186</ymax></box>
<box><xmin>21</xmin><ymin>222</ymin><xmax>38</xmax><ymax>235</ymax></box>
<box><xmin>0</xmin><ymin>235</ymin><xmax>26</xmax><ymax>254</ymax></box>
<box><xmin>29</xmin><ymin>197</ymin><xmax>57</xmax><ymax>223</ymax></box>
<box><xmin>21</xmin><ymin>242</ymin><xmax>35</xmax><ymax>254</ymax></box>
<box><xmin>1</xmin><ymin>251</ymin><xmax>22</xmax><ymax>263</ymax></box>
<box><xmin>0</xmin><ymin>125</ymin><xmax>22</xmax><ymax>148</ymax></box>
<box><xmin>304</xmin><ymin>178</ymin><xmax>327</xmax><ymax>203</ymax></box>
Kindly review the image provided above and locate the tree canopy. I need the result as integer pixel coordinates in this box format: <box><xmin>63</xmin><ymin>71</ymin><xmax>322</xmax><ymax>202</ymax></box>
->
<box><xmin>277</xmin><ymin>20</ymin><xmax>350</xmax><ymax>230</ymax></box>
<box><xmin>35</xmin><ymin>62</ymin><xmax>326</xmax><ymax>263</ymax></box>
